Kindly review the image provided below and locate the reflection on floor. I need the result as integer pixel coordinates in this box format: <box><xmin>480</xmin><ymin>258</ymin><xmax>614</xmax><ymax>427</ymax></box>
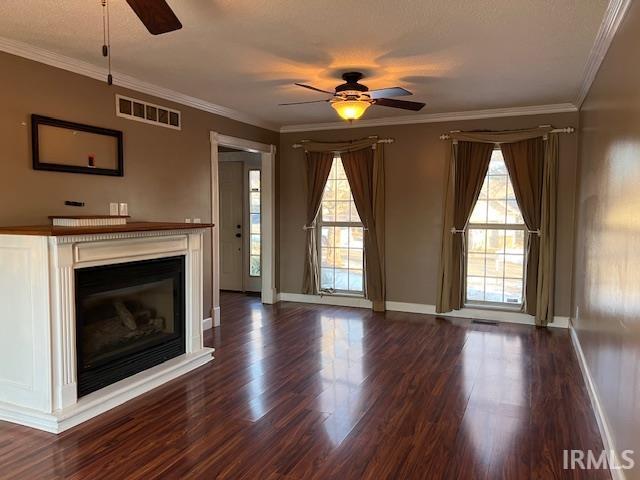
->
<box><xmin>0</xmin><ymin>291</ymin><xmax>607</xmax><ymax>479</ymax></box>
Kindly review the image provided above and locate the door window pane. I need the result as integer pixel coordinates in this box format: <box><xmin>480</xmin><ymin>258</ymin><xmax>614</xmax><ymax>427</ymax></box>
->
<box><xmin>249</xmin><ymin>255</ymin><xmax>261</xmax><ymax>277</ymax></box>
<box><xmin>250</xmin><ymin>192</ymin><xmax>260</xmax><ymax>214</ymax></box>
<box><xmin>250</xmin><ymin>213</ymin><xmax>260</xmax><ymax>234</ymax></box>
<box><xmin>248</xmin><ymin>170</ymin><xmax>261</xmax><ymax>277</ymax></box>
<box><xmin>250</xmin><ymin>234</ymin><xmax>260</xmax><ymax>255</ymax></box>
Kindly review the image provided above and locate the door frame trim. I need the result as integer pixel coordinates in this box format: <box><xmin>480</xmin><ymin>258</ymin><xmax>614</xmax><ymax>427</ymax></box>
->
<box><xmin>210</xmin><ymin>132</ymin><xmax>277</xmax><ymax>326</ymax></box>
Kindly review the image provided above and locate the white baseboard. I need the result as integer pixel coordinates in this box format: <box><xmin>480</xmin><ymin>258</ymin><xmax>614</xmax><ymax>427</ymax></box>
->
<box><xmin>570</xmin><ymin>326</ymin><xmax>626</xmax><ymax>480</ymax></box>
<box><xmin>276</xmin><ymin>293</ymin><xmax>568</xmax><ymax>328</ymax></box>
<box><xmin>0</xmin><ymin>348</ymin><xmax>214</xmax><ymax>433</ymax></box>
<box><xmin>202</xmin><ymin>317</ymin><xmax>213</xmax><ymax>331</ymax></box>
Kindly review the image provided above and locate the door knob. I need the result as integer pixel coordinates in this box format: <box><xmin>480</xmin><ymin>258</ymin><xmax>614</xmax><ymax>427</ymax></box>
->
<box><xmin>235</xmin><ymin>233</ymin><xmax>242</xmax><ymax>238</ymax></box>
<box><xmin>237</xmin><ymin>224</ymin><xmax>241</xmax><ymax>229</ymax></box>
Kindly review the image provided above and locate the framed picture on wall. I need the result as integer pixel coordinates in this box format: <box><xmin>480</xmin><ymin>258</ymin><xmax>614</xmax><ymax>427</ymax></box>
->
<box><xmin>31</xmin><ymin>114</ymin><xmax>124</xmax><ymax>176</ymax></box>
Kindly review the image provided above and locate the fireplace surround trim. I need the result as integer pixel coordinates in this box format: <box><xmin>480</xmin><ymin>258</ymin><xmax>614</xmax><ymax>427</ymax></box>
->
<box><xmin>0</xmin><ymin>227</ymin><xmax>214</xmax><ymax>433</ymax></box>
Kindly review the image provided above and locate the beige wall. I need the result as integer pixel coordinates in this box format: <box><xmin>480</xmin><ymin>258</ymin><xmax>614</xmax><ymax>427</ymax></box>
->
<box><xmin>280</xmin><ymin>111</ymin><xmax>579</xmax><ymax>316</ymax></box>
<box><xmin>574</xmin><ymin>0</ymin><xmax>640</xmax><ymax>475</ymax></box>
<box><xmin>0</xmin><ymin>52</ymin><xmax>279</xmax><ymax>317</ymax></box>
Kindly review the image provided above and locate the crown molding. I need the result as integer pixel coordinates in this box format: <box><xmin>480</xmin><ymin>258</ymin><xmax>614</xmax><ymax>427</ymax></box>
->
<box><xmin>575</xmin><ymin>0</ymin><xmax>632</xmax><ymax>108</ymax></box>
<box><xmin>279</xmin><ymin>103</ymin><xmax>578</xmax><ymax>133</ymax></box>
<box><xmin>0</xmin><ymin>36</ymin><xmax>279</xmax><ymax>132</ymax></box>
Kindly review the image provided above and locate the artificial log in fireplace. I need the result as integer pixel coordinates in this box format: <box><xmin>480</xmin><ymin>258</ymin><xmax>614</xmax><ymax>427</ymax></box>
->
<box><xmin>75</xmin><ymin>256</ymin><xmax>186</xmax><ymax>397</ymax></box>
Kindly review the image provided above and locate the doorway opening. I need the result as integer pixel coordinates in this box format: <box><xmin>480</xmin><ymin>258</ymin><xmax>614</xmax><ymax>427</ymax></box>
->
<box><xmin>210</xmin><ymin>133</ymin><xmax>276</xmax><ymax>327</ymax></box>
<box><xmin>218</xmin><ymin>149</ymin><xmax>261</xmax><ymax>293</ymax></box>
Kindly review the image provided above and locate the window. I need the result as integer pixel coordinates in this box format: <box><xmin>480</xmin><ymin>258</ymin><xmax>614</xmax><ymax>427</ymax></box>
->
<box><xmin>318</xmin><ymin>156</ymin><xmax>364</xmax><ymax>295</ymax></box>
<box><xmin>249</xmin><ymin>169</ymin><xmax>261</xmax><ymax>277</ymax></box>
<box><xmin>466</xmin><ymin>149</ymin><xmax>525</xmax><ymax>306</ymax></box>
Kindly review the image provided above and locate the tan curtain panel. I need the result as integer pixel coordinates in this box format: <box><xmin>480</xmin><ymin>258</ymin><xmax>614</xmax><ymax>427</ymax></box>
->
<box><xmin>436</xmin><ymin>141</ymin><xmax>494</xmax><ymax>312</ymax></box>
<box><xmin>341</xmin><ymin>146</ymin><xmax>386</xmax><ymax>311</ymax></box>
<box><xmin>501</xmin><ymin>138</ymin><xmax>544</xmax><ymax>317</ymax></box>
<box><xmin>536</xmin><ymin>133</ymin><xmax>558</xmax><ymax>325</ymax></box>
<box><xmin>302</xmin><ymin>151</ymin><xmax>334</xmax><ymax>294</ymax></box>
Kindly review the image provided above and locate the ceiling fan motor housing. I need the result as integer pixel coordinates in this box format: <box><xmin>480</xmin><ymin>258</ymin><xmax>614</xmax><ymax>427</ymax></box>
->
<box><xmin>336</xmin><ymin>72</ymin><xmax>369</xmax><ymax>93</ymax></box>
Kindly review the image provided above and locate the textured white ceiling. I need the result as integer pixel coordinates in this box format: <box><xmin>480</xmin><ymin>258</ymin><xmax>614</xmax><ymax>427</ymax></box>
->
<box><xmin>0</xmin><ymin>0</ymin><xmax>608</xmax><ymax>127</ymax></box>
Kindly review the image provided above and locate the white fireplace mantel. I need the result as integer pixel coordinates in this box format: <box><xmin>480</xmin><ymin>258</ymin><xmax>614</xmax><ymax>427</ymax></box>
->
<box><xmin>0</xmin><ymin>225</ymin><xmax>214</xmax><ymax>433</ymax></box>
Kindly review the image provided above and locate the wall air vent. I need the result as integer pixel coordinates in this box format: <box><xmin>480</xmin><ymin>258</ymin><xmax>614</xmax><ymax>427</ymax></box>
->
<box><xmin>115</xmin><ymin>94</ymin><xmax>181</xmax><ymax>130</ymax></box>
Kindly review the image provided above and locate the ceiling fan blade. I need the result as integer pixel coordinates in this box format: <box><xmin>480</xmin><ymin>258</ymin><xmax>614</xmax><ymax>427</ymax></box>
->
<box><xmin>368</xmin><ymin>87</ymin><xmax>413</xmax><ymax>99</ymax></box>
<box><xmin>279</xmin><ymin>99</ymin><xmax>330</xmax><ymax>106</ymax></box>
<box><xmin>126</xmin><ymin>0</ymin><xmax>182</xmax><ymax>35</ymax></box>
<box><xmin>294</xmin><ymin>83</ymin><xmax>335</xmax><ymax>95</ymax></box>
<box><xmin>374</xmin><ymin>98</ymin><xmax>425</xmax><ymax>111</ymax></box>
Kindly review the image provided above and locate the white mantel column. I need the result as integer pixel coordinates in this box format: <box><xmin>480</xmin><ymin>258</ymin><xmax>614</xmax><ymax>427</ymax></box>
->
<box><xmin>49</xmin><ymin>239</ymin><xmax>78</xmax><ymax>411</ymax></box>
<box><xmin>187</xmin><ymin>233</ymin><xmax>204</xmax><ymax>353</ymax></box>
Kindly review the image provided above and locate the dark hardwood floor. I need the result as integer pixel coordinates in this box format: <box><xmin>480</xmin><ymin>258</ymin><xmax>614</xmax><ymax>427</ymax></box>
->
<box><xmin>0</xmin><ymin>292</ymin><xmax>607</xmax><ymax>479</ymax></box>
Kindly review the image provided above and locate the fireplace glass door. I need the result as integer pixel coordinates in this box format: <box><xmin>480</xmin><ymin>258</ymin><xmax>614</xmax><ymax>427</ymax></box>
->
<box><xmin>75</xmin><ymin>256</ymin><xmax>186</xmax><ymax>397</ymax></box>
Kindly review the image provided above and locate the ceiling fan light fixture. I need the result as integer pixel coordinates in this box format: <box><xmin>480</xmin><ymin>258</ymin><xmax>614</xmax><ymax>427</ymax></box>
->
<box><xmin>330</xmin><ymin>99</ymin><xmax>372</xmax><ymax>121</ymax></box>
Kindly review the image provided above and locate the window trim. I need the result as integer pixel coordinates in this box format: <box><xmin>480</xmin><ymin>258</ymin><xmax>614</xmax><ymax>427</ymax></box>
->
<box><xmin>316</xmin><ymin>156</ymin><xmax>365</xmax><ymax>297</ymax></box>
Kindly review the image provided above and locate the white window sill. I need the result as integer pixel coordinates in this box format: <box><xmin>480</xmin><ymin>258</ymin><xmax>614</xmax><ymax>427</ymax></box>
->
<box><xmin>318</xmin><ymin>291</ymin><xmax>365</xmax><ymax>299</ymax></box>
<box><xmin>464</xmin><ymin>302</ymin><xmax>523</xmax><ymax>313</ymax></box>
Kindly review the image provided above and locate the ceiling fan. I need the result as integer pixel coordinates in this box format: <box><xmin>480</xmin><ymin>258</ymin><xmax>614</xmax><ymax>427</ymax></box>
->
<box><xmin>280</xmin><ymin>72</ymin><xmax>426</xmax><ymax>121</ymax></box>
<box><xmin>125</xmin><ymin>0</ymin><xmax>182</xmax><ymax>35</ymax></box>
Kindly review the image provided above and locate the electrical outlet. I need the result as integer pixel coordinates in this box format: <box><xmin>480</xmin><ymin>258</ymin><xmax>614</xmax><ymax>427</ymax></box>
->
<box><xmin>109</xmin><ymin>203</ymin><xmax>119</xmax><ymax>216</ymax></box>
<box><xmin>118</xmin><ymin>203</ymin><xmax>128</xmax><ymax>216</ymax></box>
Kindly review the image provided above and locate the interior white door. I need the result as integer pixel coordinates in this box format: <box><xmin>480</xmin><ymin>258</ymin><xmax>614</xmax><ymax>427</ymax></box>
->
<box><xmin>219</xmin><ymin>161</ymin><xmax>244</xmax><ymax>291</ymax></box>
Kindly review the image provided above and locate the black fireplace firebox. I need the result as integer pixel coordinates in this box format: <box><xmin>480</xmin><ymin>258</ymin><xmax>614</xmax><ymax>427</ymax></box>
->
<box><xmin>75</xmin><ymin>256</ymin><xmax>186</xmax><ymax>397</ymax></box>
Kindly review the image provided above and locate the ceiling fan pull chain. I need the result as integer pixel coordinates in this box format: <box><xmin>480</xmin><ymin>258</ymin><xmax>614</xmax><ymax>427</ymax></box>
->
<box><xmin>101</xmin><ymin>0</ymin><xmax>113</xmax><ymax>85</ymax></box>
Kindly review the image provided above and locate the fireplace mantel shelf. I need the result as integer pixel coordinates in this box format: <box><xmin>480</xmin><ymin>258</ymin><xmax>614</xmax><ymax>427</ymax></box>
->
<box><xmin>0</xmin><ymin>221</ymin><xmax>214</xmax><ymax>236</ymax></box>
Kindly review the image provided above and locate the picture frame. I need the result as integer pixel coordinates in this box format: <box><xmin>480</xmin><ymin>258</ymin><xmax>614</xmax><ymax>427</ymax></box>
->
<box><xmin>31</xmin><ymin>114</ymin><xmax>124</xmax><ymax>176</ymax></box>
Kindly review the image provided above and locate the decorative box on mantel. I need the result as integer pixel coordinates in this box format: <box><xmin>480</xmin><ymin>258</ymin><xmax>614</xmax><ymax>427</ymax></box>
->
<box><xmin>0</xmin><ymin>222</ymin><xmax>214</xmax><ymax>433</ymax></box>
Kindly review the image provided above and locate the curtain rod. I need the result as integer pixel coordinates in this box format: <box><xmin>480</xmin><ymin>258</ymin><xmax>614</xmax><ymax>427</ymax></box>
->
<box><xmin>438</xmin><ymin>126</ymin><xmax>575</xmax><ymax>141</ymax></box>
<box><xmin>292</xmin><ymin>136</ymin><xmax>395</xmax><ymax>148</ymax></box>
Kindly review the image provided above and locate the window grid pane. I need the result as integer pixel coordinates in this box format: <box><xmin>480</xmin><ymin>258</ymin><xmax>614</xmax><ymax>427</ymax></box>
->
<box><xmin>248</xmin><ymin>170</ymin><xmax>261</xmax><ymax>277</ymax></box>
<box><xmin>466</xmin><ymin>150</ymin><xmax>524</xmax><ymax>306</ymax></box>
<box><xmin>317</xmin><ymin>156</ymin><xmax>364</xmax><ymax>295</ymax></box>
